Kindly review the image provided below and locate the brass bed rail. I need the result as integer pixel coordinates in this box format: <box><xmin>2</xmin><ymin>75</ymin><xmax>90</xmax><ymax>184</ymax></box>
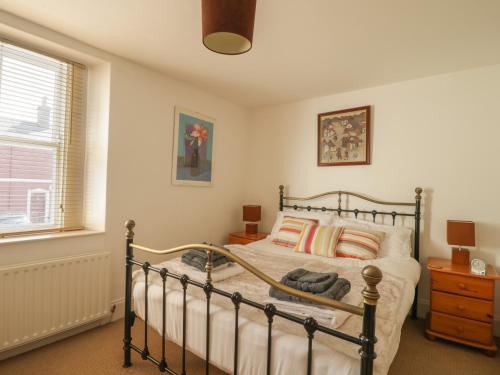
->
<box><xmin>130</xmin><ymin>242</ymin><xmax>370</xmax><ymax>316</ymax></box>
<box><xmin>284</xmin><ymin>190</ymin><xmax>416</xmax><ymax>207</ymax></box>
<box><xmin>123</xmin><ymin>219</ymin><xmax>382</xmax><ymax>375</ymax></box>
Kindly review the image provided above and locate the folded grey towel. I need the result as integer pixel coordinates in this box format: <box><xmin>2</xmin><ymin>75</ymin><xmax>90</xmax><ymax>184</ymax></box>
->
<box><xmin>181</xmin><ymin>249</ymin><xmax>232</xmax><ymax>272</ymax></box>
<box><xmin>281</xmin><ymin>268</ymin><xmax>338</xmax><ymax>294</ymax></box>
<box><xmin>183</xmin><ymin>249</ymin><xmax>227</xmax><ymax>261</ymax></box>
<box><xmin>269</xmin><ymin>277</ymin><xmax>351</xmax><ymax>305</ymax></box>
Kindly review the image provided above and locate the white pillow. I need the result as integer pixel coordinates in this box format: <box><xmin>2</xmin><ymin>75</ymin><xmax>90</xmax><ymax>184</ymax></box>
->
<box><xmin>337</xmin><ymin>217</ymin><xmax>413</xmax><ymax>258</ymax></box>
<box><xmin>270</xmin><ymin>210</ymin><xmax>336</xmax><ymax>238</ymax></box>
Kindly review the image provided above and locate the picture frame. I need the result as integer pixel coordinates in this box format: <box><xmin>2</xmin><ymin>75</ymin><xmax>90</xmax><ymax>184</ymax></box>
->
<box><xmin>317</xmin><ymin>105</ymin><xmax>371</xmax><ymax>166</ymax></box>
<box><xmin>172</xmin><ymin>107</ymin><xmax>215</xmax><ymax>186</ymax></box>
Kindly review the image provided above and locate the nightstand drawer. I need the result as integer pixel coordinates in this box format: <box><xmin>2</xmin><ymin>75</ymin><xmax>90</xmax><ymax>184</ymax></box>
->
<box><xmin>431</xmin><ymin>271</ymin><xmax>494</xmax><ymax>300</ymax></box>
<box><xmin>430</xmin><ymin>311</ymin><xmax>493</xmax><ymax>345</ymax></box>
<box><xmin>431</xmin><ymin>291</ymin><xmax>493</xmax><ymax>323</ymax></box>
<box><xmin>228</xmin><ymin>235</ymin><xmax>254</xmax><ymax>245</ymax></box>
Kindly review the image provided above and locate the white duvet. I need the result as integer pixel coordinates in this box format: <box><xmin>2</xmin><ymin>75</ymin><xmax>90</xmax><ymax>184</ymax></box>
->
<box><xmin>132</xmin><ymin>238</ymin><xmax>420</xmax><ymax>375</ymax></box>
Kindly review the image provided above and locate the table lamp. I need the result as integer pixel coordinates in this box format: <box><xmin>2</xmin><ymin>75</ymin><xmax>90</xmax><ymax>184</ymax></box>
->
<box><xmin>447</xmin><ymin>220</ymin><xmax>475</xmax><ymax>265</ymax></box>
<box><xmin>243</xmin><ymin>205</ymin><xmax>261</xmax><ymax>234</ymax></box>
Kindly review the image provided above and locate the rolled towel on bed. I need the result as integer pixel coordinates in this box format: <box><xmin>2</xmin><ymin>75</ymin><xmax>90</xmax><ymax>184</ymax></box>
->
<box><xmin>181</xmin><ymin>249</ymin><xmax>232</xmax><ymax>272</ymax></box>
<box><xmin>281</xmin><ymin>268</ymin><xmax>338</xmax><ymax>294</ymax></box>
<box><xmin>183</xmin><ymin>249</ymin><xmax>228</xmax><ymax>261</ymax></box>
<box><xmin>269</xmin><ymin>276</ymin><xmax>351</xmax><ymax>304</ymax></box>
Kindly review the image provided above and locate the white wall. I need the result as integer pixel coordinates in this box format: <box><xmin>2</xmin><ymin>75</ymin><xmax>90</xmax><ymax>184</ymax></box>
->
<box><xmin>244</xmin><ymin>64</ymin><xmax>500</xmax><ymax>323</ymax></box>
<box><xmin>0</xmin><ymin>13</ymin><xmax>249</xmax><ymax>314</ymax></box>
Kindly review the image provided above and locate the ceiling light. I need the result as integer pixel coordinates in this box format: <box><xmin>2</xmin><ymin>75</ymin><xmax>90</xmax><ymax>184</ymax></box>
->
<box><xmin>202</xmin><ymin>0</ymin><xmax>257</xmax><ymax>55</ymax></box>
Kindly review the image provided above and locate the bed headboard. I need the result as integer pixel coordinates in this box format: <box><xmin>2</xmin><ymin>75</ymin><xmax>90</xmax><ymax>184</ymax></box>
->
<box><xmin>278</xmin><ymin>185</ymin><xmax>423</xmax><ymax>318</ymax></box>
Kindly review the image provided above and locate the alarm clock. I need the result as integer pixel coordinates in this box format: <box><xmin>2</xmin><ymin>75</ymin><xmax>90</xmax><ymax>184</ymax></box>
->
<box><xmin>470</xmin><ymin>258</ymin><xmax>486</xmax><ymax>275</ymax></box>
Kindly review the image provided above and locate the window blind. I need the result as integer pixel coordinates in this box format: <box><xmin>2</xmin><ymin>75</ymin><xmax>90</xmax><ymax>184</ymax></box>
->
<box><xmin>0</xmin><ymin>39</ymin><xmax>87</xmax><ymax>237</ymax></box>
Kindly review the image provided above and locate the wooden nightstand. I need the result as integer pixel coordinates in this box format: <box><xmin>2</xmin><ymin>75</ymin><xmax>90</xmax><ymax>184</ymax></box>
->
<box><xmin>228</xmin><ymin>231</ymin><xmax>268</xmax><ymax>245</ymax></box>
<box><xmin>426</xmin><ymin>257</ymin><xmax>499</xmax><ymax>356</ymax></box>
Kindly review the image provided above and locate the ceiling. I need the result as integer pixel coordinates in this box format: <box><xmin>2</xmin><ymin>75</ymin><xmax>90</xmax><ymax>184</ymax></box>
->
<box><xmin>0</xmin><ymin>0</ymin><xmax>499</xmax><ymax>108</ymax></box>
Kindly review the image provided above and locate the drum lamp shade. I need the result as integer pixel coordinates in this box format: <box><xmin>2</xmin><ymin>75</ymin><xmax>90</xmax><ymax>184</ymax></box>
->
<box><xmin>202</xmin><ymin>0</ymin><xmax>257</xmax><ymax>55</ymax></box>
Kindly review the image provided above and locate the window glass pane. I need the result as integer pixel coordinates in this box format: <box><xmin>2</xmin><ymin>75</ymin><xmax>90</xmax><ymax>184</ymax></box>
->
<box><xmin>0</xmin><ymin>143</ymin><xmax>56</xmax><ymax>229</ymax></box>
<box><xmin>0</xmin><ymin>50</ymin><xmax>66</xmax><ymax>144</ymax></box>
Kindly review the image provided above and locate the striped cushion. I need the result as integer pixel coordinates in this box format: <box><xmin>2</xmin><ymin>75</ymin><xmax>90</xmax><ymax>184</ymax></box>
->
<box><xmin>272</xmin><ymin>217</ymin><xmax>318</xmax><ymax>248</ymax></box>
<box><xmin>295</xmin><ymin>224</ymin><xmax>342</xmax><ymax>258</ymax></box>
<box><xmin>335</xmin><ymin>227</ymin><xmax>385</xmax><ymax>260</ymax></box>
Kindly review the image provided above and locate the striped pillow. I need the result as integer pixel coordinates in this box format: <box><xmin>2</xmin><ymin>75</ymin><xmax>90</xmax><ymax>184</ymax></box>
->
<box><xmin>272</xmin><ymin>217</ymin><xmax>318</xmax><ymax>248</ymax></box>
<box><xmin>295</xmin><ymin>224</ymin><xmax>342</xmax><ymax>258</ymax></box>
<box><xmin>335</xmin><ymin>227</ymin><xmax>385</xmax><ymax>260</ymax></box>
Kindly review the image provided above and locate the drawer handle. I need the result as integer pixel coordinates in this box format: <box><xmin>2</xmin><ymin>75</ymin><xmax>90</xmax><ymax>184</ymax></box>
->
<box><xmin>457</xmin><ymin>283</ymin><xmax>468</xmax><ymax>290</ymax></box>
<box><xmin>455</xmin><ymin>326</ymin><xmax>464</xmax><ymax>333</ymax></box>
<box><xmin>457</xmin><ymin>305</ymin><xmax>465</xmax><ymax>311</ymax></box>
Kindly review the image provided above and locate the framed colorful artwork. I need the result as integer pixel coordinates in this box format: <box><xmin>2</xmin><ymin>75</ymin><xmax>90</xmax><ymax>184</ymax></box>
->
<box><xmin>317</xmin><ymin>106</ymin><xmax>371</xmax><ymax>166</ymax></box>
<box><xmin>172</xmin><ymin>107</ymin><xmax>215</xmax><ymax>186</ymax></box>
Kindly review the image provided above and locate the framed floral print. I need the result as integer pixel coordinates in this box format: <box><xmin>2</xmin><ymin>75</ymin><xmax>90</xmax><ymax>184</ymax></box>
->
<box><xmin>317</xmin><ymin>106</ymin><xmax>371</xmax><ymax>166</ymax></box>
<box><xmin>172</xmin><ymin>107</ymin><xmax>215</xmax><ymax>186</ymax></box>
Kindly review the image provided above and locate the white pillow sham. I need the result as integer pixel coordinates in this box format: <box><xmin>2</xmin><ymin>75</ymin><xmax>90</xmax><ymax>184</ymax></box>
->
<box><xmin>336</xmin><ymin>217</ymin><xmax>413</xmax><ymax>258</ymax></box>
<box><xmin>270</xmin><ymin>210</ymin><xmax>336</xmax><ymax>238</ymax></box>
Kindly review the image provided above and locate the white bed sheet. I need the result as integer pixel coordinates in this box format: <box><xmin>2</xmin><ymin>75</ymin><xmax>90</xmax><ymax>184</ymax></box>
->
<box><xmin>132</xmin><ymin>237</ymin><xmax>420</xmax><ymax>375</ymax></box>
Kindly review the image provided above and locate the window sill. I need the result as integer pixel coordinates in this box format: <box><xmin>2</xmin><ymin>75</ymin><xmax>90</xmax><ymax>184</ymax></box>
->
<box><xmin>0</xmin><ymin>229</ymin><xmax>105</xmax><ymax>246</ymax></box>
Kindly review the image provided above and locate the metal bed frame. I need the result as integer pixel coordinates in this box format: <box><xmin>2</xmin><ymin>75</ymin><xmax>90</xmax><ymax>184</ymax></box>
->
<box><xmin>122</xmin><ymin>185</ymin><xmax>422</xmax><ymax>375</ymax></box>
<box><xmin>279</xmin><ymin>185</ymin><xmax>423</xmax><ymax>319</ymax></box>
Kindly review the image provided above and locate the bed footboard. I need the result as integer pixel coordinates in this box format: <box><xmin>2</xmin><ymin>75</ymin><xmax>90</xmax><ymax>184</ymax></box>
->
<box><xmin>122</xmin><ymin>220</ymin><xmax>382</xmax><ymax>375</ymax></box>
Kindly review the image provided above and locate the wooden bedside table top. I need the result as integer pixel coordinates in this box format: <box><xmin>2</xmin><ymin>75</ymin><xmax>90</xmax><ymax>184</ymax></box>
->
<box><xmin>230</xmin><ymin>231</ymin><xmax>268</xmax><ymax>241</ymax></box>
<box><xmin>427</xmin><ymin>257</ymin><xmax>500</xmax><ymax>280</ymax></box>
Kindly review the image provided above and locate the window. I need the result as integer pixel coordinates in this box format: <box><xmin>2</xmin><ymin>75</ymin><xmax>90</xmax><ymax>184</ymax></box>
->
<box><xmin>0</xmin><ymin>39</ymin><xmax>87</xmax><ymax>236</ymax></box>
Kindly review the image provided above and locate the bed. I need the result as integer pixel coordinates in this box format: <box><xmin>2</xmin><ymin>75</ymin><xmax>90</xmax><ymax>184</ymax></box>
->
<box><xmin>123</xmin><ymin>186</ymin><xmax>423</xmax><ymax>375</ymax></box>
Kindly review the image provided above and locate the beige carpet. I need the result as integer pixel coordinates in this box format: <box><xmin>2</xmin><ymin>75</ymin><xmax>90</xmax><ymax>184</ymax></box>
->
<box><xmin>0</xmin><ymin>318</ymin><xmax>498</xmax><ymax>374</ymax></box>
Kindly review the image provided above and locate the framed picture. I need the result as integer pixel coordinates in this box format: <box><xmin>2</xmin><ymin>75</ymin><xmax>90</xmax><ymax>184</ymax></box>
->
<box><xmin>172</xmin><ymin>107</ymin><xmax>215</xmax><ymax>186</ymax></box>
<box><xmin>317</xmin><ymin>106</ymin><xmax>371</xmax><ymax>166</ymax></box>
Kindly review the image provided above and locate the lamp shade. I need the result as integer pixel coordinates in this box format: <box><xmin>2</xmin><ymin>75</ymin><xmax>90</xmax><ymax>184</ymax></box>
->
<box><xmin>243</xmin><ymin>205</ymin><xmax>261</xmax><ymax>222</ymax></box>
<box><xmin>202</xmin><ymin>0</ymin><xmax>257</xmax><ymax>55</ymax></box>
<box><xmin>447</xmin><ymin>220</ymin><xmax>475</xmax><ymax>247</ymax></box>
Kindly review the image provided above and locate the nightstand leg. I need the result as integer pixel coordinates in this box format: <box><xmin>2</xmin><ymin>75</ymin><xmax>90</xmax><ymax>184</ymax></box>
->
<box><xmin>425</xmin><ymin>331</ymin><xmax>437</xmax><ymax>341</ymax></box>
<box><xmin>483</xmin><ymin>349</ymin><xmax>496</xmax><ymax>357</ymax></box>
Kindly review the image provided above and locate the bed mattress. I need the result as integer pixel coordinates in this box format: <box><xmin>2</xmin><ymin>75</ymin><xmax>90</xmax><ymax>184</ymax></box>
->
<box><xmin>132</xmin><ymin>238</ymin><xmax>420</xmax><ymax>375</ymax></box>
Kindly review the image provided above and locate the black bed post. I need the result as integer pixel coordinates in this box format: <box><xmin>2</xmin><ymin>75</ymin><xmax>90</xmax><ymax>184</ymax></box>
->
<box><xmin>123</xmin><ymin>219</ymin><xmax>136</xmax><ymax>368</ymax></box>
<box><xmin>412</xmin><ymin>188</ymin><xmax>422</xmax><ymax>319</ymax></box>
<box><xmin>360</xmin><ymin>265</ymin><xmax>382</xmax><ymax>375</ymax></box>
<box><xmin>279</xmin><ymin>185</ymin><xmax>284</xmax><ymax>211</ymax></box>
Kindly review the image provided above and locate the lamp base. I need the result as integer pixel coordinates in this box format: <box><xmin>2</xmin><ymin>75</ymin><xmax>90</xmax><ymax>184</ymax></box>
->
<box><xmin>451</xmin><ymin>247</ymin><xmax>470</xmax><ymax>265</ymax></box>
<box><xmin>245</xmin><ymin>223</ymin><xmax>258</xmax><ymax>234</ymax></box>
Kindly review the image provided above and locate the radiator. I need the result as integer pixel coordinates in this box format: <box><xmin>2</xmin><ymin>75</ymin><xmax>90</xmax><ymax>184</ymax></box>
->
<box><xmin>0</xmin><ymin>252</ymin><xmax>111</xmax><ymax>352</ymax></box>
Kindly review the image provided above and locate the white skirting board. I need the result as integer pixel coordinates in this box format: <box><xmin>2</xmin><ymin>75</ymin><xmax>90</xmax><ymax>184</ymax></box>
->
<box><xmin>0</xmin><ymin>252</ymin><xmax>111</xmax><ymax>355</ymax></box>
<box><xmin>0</xmin><ymin>319</ymin><xmax>107</xmax><ymax>361</ymax></box>
<box><xmin>110</xmin><ymin>297</ymin><xmax>125</xmax><ymax>321</ymax></box>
